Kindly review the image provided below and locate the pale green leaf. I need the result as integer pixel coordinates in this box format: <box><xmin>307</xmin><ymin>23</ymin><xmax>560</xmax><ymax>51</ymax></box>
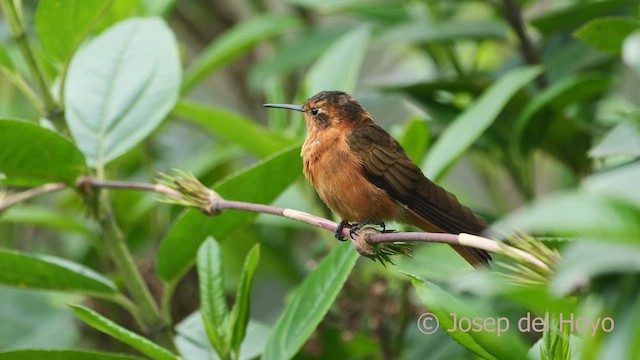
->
<box><xmin>65</xmin><ymin>18</ymin><xmax>181</xmax><ymax>167</ymax></box>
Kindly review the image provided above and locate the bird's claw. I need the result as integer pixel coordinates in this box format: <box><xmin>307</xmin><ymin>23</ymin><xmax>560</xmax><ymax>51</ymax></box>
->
<box><xmin>348</xmin><ymin>220</ymin><xmax>387</xmax><ymax>239</ymax></box>
<box><xmin>335</xmin><ymin>220</ymin><xmax>352</xmax><ymax>241</ymax></box>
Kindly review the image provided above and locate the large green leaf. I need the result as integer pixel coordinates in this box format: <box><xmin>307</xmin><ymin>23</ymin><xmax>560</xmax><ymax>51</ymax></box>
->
<box><xmin>0</xmin><ymin>288</ymin><xmax>79</xmax><ymax>350</ymax></box>
<box><xmin>410</xmin><ymin>278</ymin><xmax>529</xmax><ymax>360</ymax></box>
<box><xmin>551</xmin><ymin>240</ymin><xmax>640</xmax><ymax>296</ymax></box>
<box><xmin>380</xmin><ymin>20</ymin><xmax>507</xmax><ymax>44</ymax></box>
<box><xmin>0</xmin><ymin>119</ymin><xmax>86</xmax><ymax>183</ymax></box>
<box><xmin>262</xmin><ymin>243</ymin><xmax>359</xmax><ymax>360</ymax></box>
<box><xmin>173</xmin><ymin>101</ymin><xmax>295</xmax><ymax>158</ymax></box>
<box><xmin>0</xmin><ymin>205</ymin><xmax>93</xmax><ymax>235</ymax></box>
<box><xmin>589</xmin><ymin>121</ymin><xmax>640</xmax><ymax>159</ymax></box>
<box><xmin>65</xmin><ymin>18</ymin><xmax>181</xmax><ymax>167</ymax></box>
<box><xmin>492</xmin><ymin>192</ymin><xmax>640</xmax><ymax>242</ymax></box>
<box><xmin>228</xmin><ymin>244</ymin><xmax>260</xmax><ymax>359</ymax></box>
<box><xmin>424</xmin><ymin>66</ymin><xmax>542</xmax><ymax>181</ymax></box>
<box><xmin>197</xmin><ymin>237</ymin><xmax>230</xmax><ymax>357</ymax></box>
<box><xmin>0</xmin><ymin>249</ymin><xmax>117</xmax><ymax>295</ymax></box>
<box><xmin>0</xmin><ymin>350</ymin><xmax>144</xmax><ymax>360</ymax></box>
<box><xmin>305</xmin><ymin>26</ymin><xmax>370</xmax><ymax>96</ymax></box>
<box><xmin>35</xmin><ymin>0</ymin><xmax>112</xmax><ymax>63</ymax></box>
<box><xmin>69</xmin><ymin>305</ymin><xmax>179</xmax><ymax>360</ymax></box>
<box><xmin>182</xmin><ymin>15</ymin><xmax>301</xmax><ymax>92</ymax></box>
<box><xmin>574</xmin><ymin>17</ymin><xmax>640</xmax><ymax>54</ymax></box>
<box><xmin>157</xmin><ymin>145</ymin><xmax>302</xmax><ymax>282</ymax></box>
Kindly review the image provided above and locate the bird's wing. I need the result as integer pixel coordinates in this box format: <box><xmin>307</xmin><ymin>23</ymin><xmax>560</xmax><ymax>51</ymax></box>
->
<box><xmin>348</xmin><ymin>123</ymin><xmax>491</xmax><ymax>266</ymax></box>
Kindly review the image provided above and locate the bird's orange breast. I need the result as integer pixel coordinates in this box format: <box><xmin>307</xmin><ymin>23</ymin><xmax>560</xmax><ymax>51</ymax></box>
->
<box><xmin>301</xmin><ymin>128</ymin><xmax>399</xmax><ymax>222</ymax></box>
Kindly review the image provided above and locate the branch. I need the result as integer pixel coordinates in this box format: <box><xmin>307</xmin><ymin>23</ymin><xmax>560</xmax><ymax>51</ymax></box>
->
<box><xmin>1</xmin><ymin>174</ymin><xmax>555</xmax><ymax>276</ymax></box>
<box><xmin>0</xmin><ymin>182</ymin><xmax>66</xmax><ymax>212</ymax></box>
<box><xmin>501</xmin><ymin>0</ymin><xmax>547</xmax><ymax>88</ymax></box>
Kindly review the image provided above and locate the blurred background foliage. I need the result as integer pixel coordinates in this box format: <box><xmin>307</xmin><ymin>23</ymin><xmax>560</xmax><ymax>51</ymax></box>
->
<box><xmin>1</xmin><ymin>0</ymin><xmax>640</xmax><ymax>359</ymax></box>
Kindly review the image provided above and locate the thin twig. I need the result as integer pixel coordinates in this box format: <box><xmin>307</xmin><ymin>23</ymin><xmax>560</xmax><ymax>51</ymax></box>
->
<box><xmin>1</xmin><ymin>176</ymin><xmax>552</xmax><ymax>273</ymax></box>
<box><xmin>0</xmin><ymin>182</ymin><xmax>66</xmax><ymax>212</ymax></box>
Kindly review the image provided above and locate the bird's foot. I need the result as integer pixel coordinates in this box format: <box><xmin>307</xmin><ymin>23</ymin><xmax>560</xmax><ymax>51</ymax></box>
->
<box><xmin>349</xmin><ymin>220</ymin><xmax>387</xmax><ymax>239</ymax></box>
<box><xmin>335</xmin><ymin>220</ymin><xmax>353</xmax><ymax>241</ymax></box>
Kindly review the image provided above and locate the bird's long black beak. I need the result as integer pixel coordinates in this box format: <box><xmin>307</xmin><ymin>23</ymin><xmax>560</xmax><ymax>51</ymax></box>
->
<box><xmin>263</xmin><ymin>103</ymin><xmax>304</xmax><ymax>112</ymax></box>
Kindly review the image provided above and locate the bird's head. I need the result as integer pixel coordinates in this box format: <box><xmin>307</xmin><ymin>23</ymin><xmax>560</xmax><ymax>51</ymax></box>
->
<box><xmin>264</xmin><ymin>91</ymin><xmax>372</xmax><ymax>132</ymax></box>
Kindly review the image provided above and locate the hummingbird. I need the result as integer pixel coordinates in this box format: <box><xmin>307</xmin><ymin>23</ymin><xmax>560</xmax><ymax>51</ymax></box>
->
<box><xmin>265</xmin><ymin>91</ymin><xmax>490</xmax><ymax>268</ymax></box>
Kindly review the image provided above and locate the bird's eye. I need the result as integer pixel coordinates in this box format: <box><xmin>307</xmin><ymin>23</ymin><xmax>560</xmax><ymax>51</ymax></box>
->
<box><xmin>310</xmin><ymin>108</ymin><xmax>319</xmax><ymax>116</ymax></box>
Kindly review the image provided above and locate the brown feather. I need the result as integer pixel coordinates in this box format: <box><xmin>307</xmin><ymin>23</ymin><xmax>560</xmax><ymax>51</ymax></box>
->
<box><xmin>348</xmin><ymin>123</ymin><xmax>491</xmax><ymax>267</ymax></box>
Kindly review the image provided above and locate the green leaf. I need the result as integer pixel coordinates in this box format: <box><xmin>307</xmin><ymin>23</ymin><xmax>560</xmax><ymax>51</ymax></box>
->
<box><xmin>623</xmin><ymin>30</ymin><xmax>640</xmax><ymax>75</ymax></box>
<box><xmin>228</xmin><ymin>244</ymin><xmax>260</xmax><ymax>359</ymax></box>
<box><xmin>0</xmin><ymin>205</ymin><xmax>93</xmax><ymax>235</ymax></box>
<box><xmin>399</xmin><ymin>117</ymin><xmax>429</xmax><ymax>164</ymax></box>
<box><xmin>410</xmin><ymin>278</ymin><xmax>529</xmax><ymax>360</ymax></box>
<box><xmin>0</xmin><ymin>119</ymin><xmax>86</xmax><ymax>183</ymax></box>
<box><xmin>182</xmin><ymin>15</ymin><xmax>301</xmax><ymax>92</ymax></box>
<box><xmin>515</xmin><ymin>73</ymin><xmax>611</xmax><ymax>154</ymax></box>
<box><xmin>173</xmin><ymin>101</ymin><xmax>295</xmax><ymax>158</ymax></box>
<box><xmin>305</xmin><ymin>26</ymin><xmax>370</xmax><ymax>96</ymax></box>
<box><xmin>492</xmin><ymin>192</ymin><xmax>640</xmax><ymax>242</ymax></box>
<box><xmin>424</xmin><ymin>66</ymin><xmax>542</xmax><ymax>181</ymax></box>
<box><xmin>157</xmin><ymin>145</ymin><xmax>302</xmax><ymax>282</ymax></box>
<box><xmin>69</xmin><ymin>305</ymin><xmax>179</xmax><ymax>360</ymax></box>
<box><xmin>197</xmin><ymin>237</ymin><xmax>230</xmax><ymax>357</ymax></box>
<box><xmin>583</xmin><ymin>162</ymin><xmax>640</xmax><ymax>206</ymax></box>
<box><xmin>140</xmin><ymin>0</ymin><xmax>176</xmax><ymax>16</ymax></box>
<box><xmin>574</xmin><ymin>17</ymin><xmax>640</xmax><ymax>54</ymax></box>
<box><xmin>65</xmin><ymin>18</ymin><xmax>181</xmax><ymax>167</ymax></box>
<box><xmin>0</xmin><ymin>350</ymin><xmax>144</xmax><ymax>360</ymax></box>
<box><xmin>380</xmin><ymin>20</ymin><xmax>507</xmax><ymax>44</ymax></box>
<box><xmin>551</xmin><ymin>241</ymin><xmax>640</xmax><ymax>296</ymax></box>
<box><xmin>530</xmin><ymin>0</ymin><xmax>632</xmax><ymax>36</ymax></box>
<box><xmin>0</xmin><ymin>288</ymin><xmax>79</xmax><ymax>350</ymax></box>
<box><xmin>175</xmin><ymin>311</ymin><xmax>271</xmax><ymax>360</ymax></box>
<box><xmin>249</xmin><ymin>28</ymin><xmax>343</xmax><ymax>91</ymax></box>
<box><xmin>35</xmin><ymin>0</ymin><xmax>112</xmax><ymax>63</ymax></box>
<box><xmin>589</xmin><ymin>121</ymin><xmax>640</xmax><ymax>159</ymax></box>
<box><xmin>0</xmin><ymin>248</ymin><xmax>117</xmax><ymax>295</ymax></box>
<box><xmin>0</xmin><ymin>45</ymin><xmax>16</xmax><ymax>73</ymax></box>
<box><xmin>263</xmin><ymin>243</ymin><xmax>359</xmax><ymax>360</ymax></box>
<box><xmin>287</xmin><ymin>0</ymin><xmax>384</xmax><ymax>9</ymax></box>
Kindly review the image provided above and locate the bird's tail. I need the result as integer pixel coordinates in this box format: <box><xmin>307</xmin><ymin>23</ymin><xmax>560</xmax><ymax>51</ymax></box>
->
<box><xmin>405</xmin><ymin>208</ymin><xmax>491</xmax><ymax>269</ymax></box>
